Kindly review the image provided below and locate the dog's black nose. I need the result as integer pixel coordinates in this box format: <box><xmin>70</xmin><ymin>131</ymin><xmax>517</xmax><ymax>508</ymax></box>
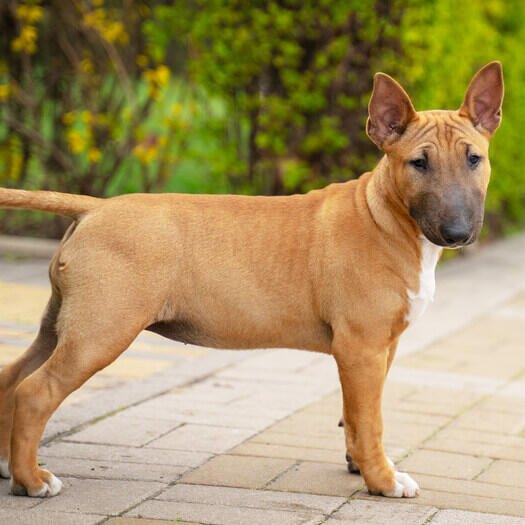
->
<box><xmin>439</xmin><ymin>223</ymin><xmax>472</xmax><ymax>245</ymax></box>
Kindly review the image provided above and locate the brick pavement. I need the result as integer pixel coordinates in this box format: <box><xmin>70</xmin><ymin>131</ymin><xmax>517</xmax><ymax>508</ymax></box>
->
<box><xmin>1</xmin><ymin>235</ymin><xmax>525</xmax><ymax>524</ymax></box>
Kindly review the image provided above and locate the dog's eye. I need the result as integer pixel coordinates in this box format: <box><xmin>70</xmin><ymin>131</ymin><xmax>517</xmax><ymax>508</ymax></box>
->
<box><xmin>410</xmin><ymin>158</ymin><xmax>428</xmax><ymax>171</ymax></box>
<box><xmin>468</xmin><ymin>153</ymin><xmax>482</xmax><ymax>168</ymax></box>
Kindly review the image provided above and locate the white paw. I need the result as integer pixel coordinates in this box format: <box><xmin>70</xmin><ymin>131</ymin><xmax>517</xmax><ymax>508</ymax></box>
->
<box><xmin>384</xmin><ymin>471</ymin><xmax>420</xmax><ymax>498</ymax></box>
<box><xmin>0</xmin><ymin>458</ymin><xmax>9</xmax><ymax>478</ymax></box>
<box><xmin>10</xmin><ymin>471</ymin><xmax>63</xmax><ymax>497</ymax></box>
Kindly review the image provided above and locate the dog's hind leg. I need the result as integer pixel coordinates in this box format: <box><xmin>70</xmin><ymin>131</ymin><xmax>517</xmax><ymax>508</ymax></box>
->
<box><xmin>8</xmin><ymin>286</ymin><xmax>147</xmax><ymax>497</ymax></box>
<box><xmin>0</xmin><ymin>294</ymin><xmax>60</xmax><ymax>479</ymax></box>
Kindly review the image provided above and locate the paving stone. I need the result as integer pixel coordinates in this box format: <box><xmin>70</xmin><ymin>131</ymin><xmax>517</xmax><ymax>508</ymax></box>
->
<box><xmin>479</xmin><ymin>396</ymin><xmax>525</xmax><ymax>414</ymax></box>
<box><xmin>266</xmin><ymin>461</ymin><xmax>364</xmax><ymax>497</ymax></box>
<box><xmin>38</xmin><ymin>455</ymin><xmax>189</xmax><ymax>482</ymax></box>
<box><xmin>388</xmin><ymin>366</ymin><xmax>504</xmax><ymax>395</ymax></box>
<box><xmin>127</xmin><ymin>499</ymin><xmax>325</xmax><ymax>525</ymax></box>
<box><xmin>124</xmin><ymin>403</ymin><xmax>276</xmax><ymax>429</ymax></box>
<box><xmin>0</xmin><ymin>343</ymin><xmax>25</xmax><ymax>365</ymax></box>
<box><xmin>41</xmin><ymin>441</ymin><xmax>212</xmax><ymax>468</ymax></box>
<box><xmin>180</xmin><ymin>454</ymin><xmax>295</xmax><ymax>489</ymax></box>
<box><xmin>450</xmin><ymin>408</ymin><xmax>525</xmax><ymax>435</ymax></box>
<box><xmin>477</xmin><ymin>460</ymin><xmax>525</xmax><ymax>487</ymax></box>
<box><xmin>435</xmin><ymin>426</ymin><xmax>525</xmax><ymax>448</ymax></box>
<box><xmin>265</xmin><ymin>412</ymin><xmax>343</xmax><ymax>437</ymax></box>
<box><xmin>404</xmin><ymin>386</ymin><xmax>484</xmax><ymax>407</ymax></box>
<box><xmin>169</xmin><ymin>379</ymin><xmax>254</xmax><ymax>404</ymax></box>
<box><xmin>0</xmin><ymin>282</ymin><xmax>50</xmax><ymax>324</ymax></box>
<box><xmin>158</xmin><ymin>483</ymin><xmax>345</xmax><ymax>514</ymax></box>
<box><xmin>37</xmin><ymin>477</ymin><xmax>166</xmax><ymax>516</ymax></box>
<box><xmin>383</xmin><ymin>408</ymin><xmax>450</xmax><ymax>427</ymax></box>
<box><xmin>98</xmin><ymin>356</ymin><xmax>175</xmax><ymax>379</ymax></box>
<box><xmin>233</xmin><ymin>348</ymin><xmax>325</xmax><ymax>371</ymax></box>
<box><xmin>250</xmin><ymin>429</ymin><xmax>345</xmax><ymax>451</ymax></box>
<box><xmin>414</xmin><ymin>473</ymin><xmax>525</xmax><ymax>502</ymax></box>
<box><xmin>429</xmin><ymin>509</ymin><xmax>524</xmax><ymax>525</ymax></box>
<box><xmin>65</xmin><ymin>414</ymin><xmax>182</xmax><ymax>447</ymax></box>
<box><xmin>230</xmin><ymin>441</ymin><xmax>345</xmax><ymax>464</ymax></box>
<box><xmin>383</xmin><ymin>420</ymin><xmax>438</xmax><ymax>448</ymax></box>
<box><xmin>383</xmin><ymin>398</ymin><xmax>463</xmax><ymax>417</ymax></box>
<box><xmin>423</xmin><ymin>436</ymin><xmax>525</xmax><ymax>462</ymax></box>
<box><xmin>0</xmin><ymin>509</ymin><xmax>101</xmax><ymax>525</ymax></box>
<box><xmin>146</xmin><ymin>423</ymin><xmax>255</xmax><ymax>453</ymax></box>
<box><xmin>397</xmin><ymin>449</ymin><xmax>492</xmax><ymax>479</ymax></box>
<box><xmin>0</xmin><ymin>482</ymin><xmax>39</xmax><ymax>510</ymax></box>
<box><xmin>326</xmin><ymin>499</ymin><xmax>436</xmax><ymax>524</ymax></box>
<box><xmin>386</xmin><ymin>488</ymin><xmax>525</xmax><ymax>517</ymax></box>
<box><xmin>104</xmin><ymin>518</ymin><xmax>200</xmax><ymax>525</ymax></box>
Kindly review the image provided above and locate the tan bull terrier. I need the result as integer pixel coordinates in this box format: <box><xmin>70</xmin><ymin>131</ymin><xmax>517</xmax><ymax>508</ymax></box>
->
<box><xmin>0</xmin><ymin>61</ymin><xmax>503</xmax><ymax>498</ymax></box>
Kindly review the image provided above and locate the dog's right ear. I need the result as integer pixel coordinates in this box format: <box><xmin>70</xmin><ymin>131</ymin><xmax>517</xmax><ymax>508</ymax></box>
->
<box><xmin>367</xmin><ymin>73</ymin><xmax>417</xmax><ymax>150</ymax></box>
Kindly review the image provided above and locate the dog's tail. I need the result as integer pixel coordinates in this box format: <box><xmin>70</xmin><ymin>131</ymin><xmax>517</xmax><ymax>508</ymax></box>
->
<box><xmin>0</xmin><ymin>187</ymin><xmax>102</xmax><ymax>218</ymax></box>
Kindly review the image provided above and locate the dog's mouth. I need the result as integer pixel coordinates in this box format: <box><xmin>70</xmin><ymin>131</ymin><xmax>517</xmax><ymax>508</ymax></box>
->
<box><xmin>417</xmin><ymin>218</ymin><xmax>478</xmax><ymax>249</ymax></box>
<box><xmin>420</xmin><ymin>226</ymin><xmax>477</xmax><ymax>249</ymax></box>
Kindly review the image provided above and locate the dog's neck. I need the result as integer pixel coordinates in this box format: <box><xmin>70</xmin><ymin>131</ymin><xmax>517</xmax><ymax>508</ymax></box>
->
<box><xmin>365</xmin><ymin>155</ymin><xmax>421</xmax><ymax>252</ymax></box>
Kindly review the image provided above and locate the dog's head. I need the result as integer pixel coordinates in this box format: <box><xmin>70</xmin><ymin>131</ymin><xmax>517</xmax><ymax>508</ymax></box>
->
<box><xmin>367</xmin><ymin>62</ymin><xmax>504</xmax><ymax>248</ymax></box>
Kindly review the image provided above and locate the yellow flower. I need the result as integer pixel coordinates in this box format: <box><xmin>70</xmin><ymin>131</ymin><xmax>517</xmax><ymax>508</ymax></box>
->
<box><xmin>67</xmin><ymin>130</ymin><xmax>86</xmax><ymax>154</ymax></box>
<box><xmin>133</xmin><ymin>143</ymin><xmax>158</xmax><ymax>165</ymax></box>
<box><xmin>103</xmin><ymin>22</ymin><xmax>127</xmax><ymax>44</ymax></box>
<box><xmin>81</xmin><ymin>110</ymin><xmax>92</xmax><ymax>124</ymax></box>
<box><xmin>88</xmin><ymin>147</ymin><xmax>101</xmax><ymax>163</ymax></box>
<box><xmin>80</xmin><ymin>58</ymin><xmax>94</xmax><ymax>74</ymax></box>
<box><xmin>143</xmin><ymin>65</ymin><xmax>170</xmax><ymax>98</ymax></box>
<box><xmin>62</xmin><ymin>112</ymin><xmax>76</xmax><ymax>126</ymax></box>
<box><xmin>8</xmin><ymin>152</ymin><xmax>23</xmax><ymax>181</ymax></box>
<box><xmin>158</xmin><ymin>136</ymin><xmax>168</xmax><ymax>147</ymax></box>
<box><xmin>11</xmin><ymin>25</ymin><xmax>37</xmax><ymax>54</ymax></box>
<box><xmin>26</xmin><ymin>6</ymin><xmax>43</xmax><ymax>23</ymax></box>
<box><xmin>0</xmin><ymin>85</ymin><xmax>10</xmax><ymax>101</ymax></box>
<box><xmin>171</xmin><ymin>103</ymin><xmax>182</xmax><ymax>115</ymax></box>
<box><xmin>136</xmin><ymin>54</ymin><xmax>148</xmax><ymax>68</ymax></box>
<box><xmin>155</xmin><ymin>65</ymin><xmax>170</xmax><ymax>87</ymax></box>
<box><xmin>17</xmin><ymin>6</ymin><xmax>43</xmax><ymax>23</ymax></box>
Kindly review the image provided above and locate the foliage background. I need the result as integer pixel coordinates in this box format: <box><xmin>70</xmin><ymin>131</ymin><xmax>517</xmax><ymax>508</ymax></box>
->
<box><xmin>0</xmin><ymin>0</ymin><xmax>522</xmax><ymax>239</ymax></box>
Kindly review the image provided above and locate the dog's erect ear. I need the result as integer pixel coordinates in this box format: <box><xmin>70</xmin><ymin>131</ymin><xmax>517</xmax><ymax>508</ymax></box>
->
<box><xmin>459</xmin><ymin>61</ymin><xmax>504</xmax><ymax>136</ymax></box>
<box><xmin>367</xmin><ymin>73</ymin><xmax>417</xmax><ymax>149</ymax></box>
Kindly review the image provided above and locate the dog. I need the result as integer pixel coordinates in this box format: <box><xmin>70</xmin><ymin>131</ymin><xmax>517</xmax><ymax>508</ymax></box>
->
<box><xmin>0</xmin><ymin>62</ymin><xmax>503</xmax><ymax>498</ymax></box>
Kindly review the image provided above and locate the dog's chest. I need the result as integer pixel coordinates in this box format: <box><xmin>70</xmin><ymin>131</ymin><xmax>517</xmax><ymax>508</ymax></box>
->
<box><xmin>405</xmin><ymin>239</ymin><xmax>441</xmax><ymax>325</ymax></box>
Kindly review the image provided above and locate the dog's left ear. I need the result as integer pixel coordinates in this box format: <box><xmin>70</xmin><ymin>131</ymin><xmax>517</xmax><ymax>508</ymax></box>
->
<box><xmin>459</xmin><ymin>61</ymin><xmax>504</xmax><ymax>136</ymax></box>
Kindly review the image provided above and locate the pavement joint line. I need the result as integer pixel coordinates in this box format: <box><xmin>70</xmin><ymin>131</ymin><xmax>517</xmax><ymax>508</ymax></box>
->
<box><xmin>261</xmin><ymin>458</ymin><xmax>301</xmax><ymax>489</ymax></box>
<box><xmin>140</xmin><ymin>421</ymin><xmax>187</xmax><ymax>448</ymax></box>
<box><xmin>421</xmin><ymin>510</ymin><xmax>440</xmax><ymax>524</ymax></box>
<box><xmin>471</xmin><ymin>458</ymin><xmax>497</xmax><ymax>482</ymax></box>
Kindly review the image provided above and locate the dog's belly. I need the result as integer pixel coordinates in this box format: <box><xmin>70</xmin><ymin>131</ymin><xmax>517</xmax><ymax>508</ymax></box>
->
<box><xmin>146</xmin><ymin>320</ymin><xmax>204</xmax><ymax>346</ymax></box>
<box><xmin>145</xmin><ymin>316</ymin><xmax>333</xmax><ymax>353</ymax></box>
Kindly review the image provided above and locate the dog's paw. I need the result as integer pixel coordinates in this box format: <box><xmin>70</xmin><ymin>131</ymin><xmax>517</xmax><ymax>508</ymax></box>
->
<box><xmin>10</xmin><ymin>470</ymin><xmax>63</xmax><ymax>497</ymax></box>
<box><xmin>383</xmin><ymin>471</ymin><xmax>420</xmax><ymax>498</ymax></box>
<box><xmin>0</xmin><ymin>458</ymin><xmax>9</xmax><ymax>479</ymax></box>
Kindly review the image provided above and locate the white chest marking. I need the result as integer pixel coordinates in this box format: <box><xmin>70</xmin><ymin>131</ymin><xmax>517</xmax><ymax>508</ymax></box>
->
<box><xmin>406</xmin><ymin>238</ymin><xmax>442</xmax><ymax>324</ymax></box>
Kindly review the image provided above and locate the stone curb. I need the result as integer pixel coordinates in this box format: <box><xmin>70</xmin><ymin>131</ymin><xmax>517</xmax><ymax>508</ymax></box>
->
<box><xmin>0</xmin><ymin>234</ymin><xmax>59</xmax><ymax>259</ymax></box>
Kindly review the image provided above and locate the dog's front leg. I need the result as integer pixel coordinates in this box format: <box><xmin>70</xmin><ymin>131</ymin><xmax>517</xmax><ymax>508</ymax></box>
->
<box><xmin>333</xmin><ymin>337</ymin><xmax>419</xmax><ymax>498</ymax></box>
